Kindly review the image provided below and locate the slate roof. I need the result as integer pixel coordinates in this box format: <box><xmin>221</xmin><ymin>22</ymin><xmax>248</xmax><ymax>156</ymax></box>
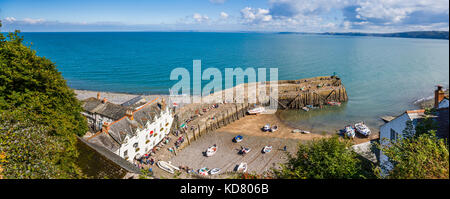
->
<box><xmin>87</xmin><ymin>98</ymin><xmax>164</xmax><ymax>153</ymax></box>
<box><xmin>82</xmin><ymin>97</ymin><xmax>128</xmax><ymax>120</ymax></box>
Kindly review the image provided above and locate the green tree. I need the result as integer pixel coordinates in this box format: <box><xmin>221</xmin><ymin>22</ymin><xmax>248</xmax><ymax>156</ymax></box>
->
<box><xmin>274</xmin><ymin>136</ymin><xmax>372</xmax><ymax>179</ymax></box>
<box><xmin>380</xmin><ymin>130</ymin><xmax>448</xmax><ymax>179</ymax></box>
<box><xmin>0</xmin><ymin>21</ymin><xmax>88</xmax><ymax>178</ymax></box>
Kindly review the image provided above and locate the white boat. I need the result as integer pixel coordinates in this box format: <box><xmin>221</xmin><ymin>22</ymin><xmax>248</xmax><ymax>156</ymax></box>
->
<box><xmin>262</xmin><ymin>146</ymin><xmax>272</xmax><ymax>153</ymax></box>
<box><xmin>301</xmin><ymin>130</ymin><xmax>311</xmax><ymax>134</ymax></box>
<box><xmin>210</xmin><ymin>168</ymin><xmax>221</xmax><ymax>175</ymax></box>
<box><xmin>344</xmin><ymin>125</ymin><xmax>355</xmax><ymax>139</ymax></box>
<box><xmin>292</xmin><ymin>129</ymin><xmax>302</xmax><ymax>133</ymax></box>
<box><xmin>262</xmin><ymin>124</ymin><xmax>271</xmax><ymax>132</ymax></box>
<box><xmin>355</xmin><ymin>122</ymin><xmax>371</xmax><ymax>137</ymax></box>
<box><xmin>236</xmin><ymin>162</ymin><xmax>248</xmax><ymax>173</ymax></box>
<box><xmin>248</xmin><ymin>107</ymin><xmax>265</xmax><ymax>115</ymax></box>
<box><xmin>302</xmin><ymin>107</ymin><xmax>310</xmax><ymax>112</ymax></box>
<box><xmin>240</xmin><ymin>147</ymin><xmax>251</xmax><ymax>154</ymax></box>
<box><xmin>199</xmin><ymin>167</ymin><xmax>210</xmax><ymax>176</ymax></box>
<box><xmin>157</xmin><ymin>161</ymin><xmax>174</xmax><ymax>174</ymax></box>
<box><xmin>206</xmin><ymin>144</ymin><xmax>217</xmax><ymax>157</ymax></box>
<box><xmin>270</xmin><ymin>125</ymin><xmax>278</xmax><ymax>132</ymax></box>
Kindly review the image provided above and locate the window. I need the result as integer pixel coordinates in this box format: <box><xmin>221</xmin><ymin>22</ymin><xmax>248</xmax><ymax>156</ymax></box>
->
<box><xmin>133</xmin><ymin>143</ymin><xmax>138</xmax><ymax>148</ymax></box>
<box><xmin>390</xmin><ymin>129</ymin><xmax>398</xmax><ymax>141</ymax></box>
<box><xmin>123</xmin><ymin>150</ymin><xmax>128</xmax><ymax>157</ymax></box>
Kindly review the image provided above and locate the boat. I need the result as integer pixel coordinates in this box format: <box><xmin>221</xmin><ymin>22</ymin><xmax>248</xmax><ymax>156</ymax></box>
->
<box><xmin>240</xmin><ymin>147</ymin><xmax>251</xmax><ymax>154</ymax></box>
<box><xmin>302</xmin><ymin>107</ymin><xmax>310</xmax><ymax>112</ymax></box>
<box><xmin>247</xmin><ymin>107</ymin><xmax>265</xmax><ymax>115</ymax></box>
<box><xmin>236</xmin><ymin>162</ymin><xmax>248</xmax><ymax>173</ymax></box>
<box><xmin>292</xmin><ymin>129</ymin><xmax>302</xmax><ymax>133</ymax></box>
<box><xmin>301</xmin><ymin>130</ymin><xmax>311</xmax><ymax>134</ymax></box>
<box><xmin>344</xmin><ymin>125</ymin><xmax>355</xmax><ymax>139</ymax></box>
<box><xmin>205</xmin><ymin>144</ymin><xmax>217</xmax><ymax>157</ymax></box>
<box><xmin>234</xmin><ymin>135</ymin><xmax>243</xmax><ymax>142</ymax></box>
<box><xmin>210</xmin><ymin>168</ymin><xmax>221</xmax><ymax>175</ymax></box>
<box><xmin>262</xmin><ymin>124</ymin><xmax>271</xmax><ymax>132</ymax></box>
<box><xmin>198</xmin><ymin>167</ymin><xmax>210</xmax><ymax>176</ymax></box>
<box><xmin>355</xmin><ymin>122</ymin><xmax>371</xmax><ymax>137</ymax></box>
<box><xmin>157</xmin><ymin>161</ymin><xmax>174</xmax><ymax>174</ymax></box>
<box><xmin>306</xmin><ymin>105</ymin><xmax>314</xmax><ymax>109</ymax></box>
<box><xmin>262</xmin><ymin>146</ymin><xmax>272</xmax><ymax>153</ymax></box>
<box><xmin>327</xmin><ymin>101</ymin><xmax>341</xmax><ymax>106</ymax></box>
<box><xmin>270</xmin><ymin>125</ymin><xmax>278</xmax><ymax>132</ymax></box>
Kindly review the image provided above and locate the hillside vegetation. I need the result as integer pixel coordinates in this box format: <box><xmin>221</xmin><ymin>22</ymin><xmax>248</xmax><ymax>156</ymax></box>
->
<box><xmin>0</xmin><ymin>21</ymin><xmax>88</xmax><ymax>179</ymax></box>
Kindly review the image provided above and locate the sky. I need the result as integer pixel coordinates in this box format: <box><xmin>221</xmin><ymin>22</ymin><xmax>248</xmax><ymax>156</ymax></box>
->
<box><xmin>0</xmin><ymin>0</ymin><xmax>448</xmax><ymax>32</ymax></box>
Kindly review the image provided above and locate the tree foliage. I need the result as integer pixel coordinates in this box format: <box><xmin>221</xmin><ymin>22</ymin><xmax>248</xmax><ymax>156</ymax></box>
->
<box><xmin>0</xmin><ymin>21</ymin><xmax>88</xmax><ymax>178</ymax></box>
<box><xmin>381</xmin><ymin>129</ymin><xmax>449</xmax><ymax>179</ymax></box>
<box><xmin>274</xmin><ymin>136</ymin><xmax>372</xmax><ymax>179</ymax></box>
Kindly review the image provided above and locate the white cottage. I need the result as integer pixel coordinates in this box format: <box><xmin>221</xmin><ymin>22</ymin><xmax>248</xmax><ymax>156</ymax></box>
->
<box><xmin>87</xmin><ymin>98</ymin><xmax>174</xmax><ymax>162</ymax></box>
<box><xmin>379</xmin><ymin>109</ymin><xmax>427</xmax><ymax>174</ymax></box>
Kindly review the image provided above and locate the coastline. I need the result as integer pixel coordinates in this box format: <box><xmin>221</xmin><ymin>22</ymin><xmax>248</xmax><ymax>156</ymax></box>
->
<box><xmin>74</xmin><ymin>88</ymin><xmax>377</xmax><ymax>144</ymax></box>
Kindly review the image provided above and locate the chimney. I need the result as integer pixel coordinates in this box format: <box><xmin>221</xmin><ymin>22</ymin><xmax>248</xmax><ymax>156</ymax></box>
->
<box><xmin>435</xmin><ymin>85</ymin><xmax>444</xmax><ymax>108</ymax></box>
<box><xmin>102</xmin><ymin>122</ymin><xmax>110</xmax><ymax>133</ymax></box>
<box><xmin>102</xmin><ymin>98</ymin><xmax>108</xmax><ymax>104</ymax></box>
<box><xmin>126</xmin><ymin>109</ymin><xmax>134</xmax><ymax>120</ymax></box>
<box><xmin>97</xmin><ymin>92</ymin><xmax>101</xmax><ymax>100</ymax></box>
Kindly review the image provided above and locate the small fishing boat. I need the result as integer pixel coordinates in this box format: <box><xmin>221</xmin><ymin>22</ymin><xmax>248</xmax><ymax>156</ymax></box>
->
<box><xmin>270</xmin><ymin>125</ymin><xmax>278</xmax><ymax>132</ymax></box>
<box><xmin>236</xmin><ymin>162</ymin><xmax>248</xmax><ymax>173</ymax></box>
<box><xmin>206</xmin><ymin>144</ymin><xmax>217</xmax><ymax>157</ymax></box>
<box><xmin>355</xmin><ymin>122</ymin><xmax>371</xmax><ymax>137</ymax></box>
<box><xmin>262</xmin><ymin>124</ymin><xmax>271</xmax><ymax>132</ymax></box>
<box><xmin>292</xmin><ymin>129</ymin><xmax>302</xmax><ymax>133</ymax></box>
<box><xmin>157</xmin><ymin>161</ymin><xmax>174</xmax><ymax>174</ymax></box>
<box><xmin>198</xmin><ymin>167</ymin><xmax>210</xmax><ymax>176</ymax></box>
<box><xmin>262</xmin><ymin>146</ymin><xmax>272</xmax><ymax>153</ymax></box>
<box><xmin>210</xmin><ymin>168</ymin><xmax>221</xmax><ymax>175</ymax></box>
<box><xmin>301</xmin><ymin>130</ymin><xmax>311</xmax><ymax>134</ymax></box>
<box><xmin>302</xmin><ymin>107</ymin><xmax>310</xmax><ymax>112</ymax></box>
<box><xmin>344</xmin><ymin>125</ymin><xmax>355</xmax><ymax>139</ymax></box>
<box><xmin>234</xmin><ymin>135</ymin><xmax>243</xmax><ymax>143</ymax></box>
<box><xmin>306</xmin><ymin>105</ymin><xmax>314</xmax><ymax>109</ymax></box>
<box><xmin>327</xmin><ymin>101</ymin><xmax>341</xmax><ymax>106</ymax></box>
<box><xmin>240</xmin><ymin>147</ymin><xmax>251</xmax><ymax>154</ymax></box>
<box><xmin>248</xmin><ymin>107</ymin><xmax>265</xmax><ymax>115</ymax></box>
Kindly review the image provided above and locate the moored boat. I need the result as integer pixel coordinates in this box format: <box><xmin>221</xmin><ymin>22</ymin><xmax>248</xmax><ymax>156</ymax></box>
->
<box><xmin>344</xmin><ymin>125</ymin><xmax>355</xmax><ymax>139</ymax></box>
<box><xmin>206</xmin><ymin>144</ymin><xmax>217</xmax><ymax>157</ymax></box>
<box><xmin>292</xmin><ymin>129</ymin><xmax>302</xmax><ymax>133</ymax></box>
<box><xmin>270</xmin><ymin>125</ymin><xmax>278</xmax><ymax>132</ymax></box>
<box><xmin>327</xmin><ymin>101</ymin><xmax>341</xmax><ymax>106</ymax></box>
<box><xmin>355</xmin><ymin>122</ymin><xmax>371</xmax><ymax>137</ymax></box>
<box><xmin>199</xmin><ymin>167</ymin><xmax>210</xmax><ymax>176</ymax></box>
<box><xmin>248</xmin><ymin>107</ymin><xmax>265</xmax><ymax>115</ymax></box>
<box><xmin>234</xmin><ymin>135</ymin><xmax>243</xmax><ymax>142</ymax></box>
<box><xmin>236</xmin><ymin>162</ymin><xmax>248</xmax><ymax>173</ymax></box>
<box><xmin>262</xmin><ymin>146</ymin><xmax>272</xmax><ymax>153</ymax></box>
<box><xmin>262</xmin><ymin>124</ymin><xmax>271</xmax><ymax>132</ymax></box>
<box><xmin>210</xmin><ymin>168</ymin><xmax>221</xmax><ymax>175</ymax></box>
<box><xmin>302</xmin><ymin>107</ymin><xmax>310</xmax><ymax>112</ymax></box>
<box><xmin>157</xmin><ymin>161</ymin><xmax>174</xmax><ymax>174</ymax></box>
<box><xmin>301</xmin><ymin>130</ymin><xmax>311</xmax><ymax>134</ymax></box>
<box><xmin>240</xmin><ymin>146</ymin><xmax>251</xmax><ymax>154</ymax></box>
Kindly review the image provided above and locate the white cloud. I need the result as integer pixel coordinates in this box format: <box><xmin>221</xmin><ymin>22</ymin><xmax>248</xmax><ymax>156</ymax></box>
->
<box><xmin>22</xmin><ymin>18</ymin><xmax>46</xmax><ymax>24</ymax></box>
<box><xmin>240</xmin><ymin>7</ymin><xmax>273</xmax><ymax>24</ymax></box>
<box><xmin>220</xmin><ymin>12</ymin><xmax>229</xmax><ymax>19</ymax></box>
<box><xmin>4</xmin><ymin>17</ymin><xmax>17</xmax><ymax>22</ymax></box>
<box><xmin>192</xmin><ymin>13</ymin><xmax>210</xmax><ymax>23</ymax></box>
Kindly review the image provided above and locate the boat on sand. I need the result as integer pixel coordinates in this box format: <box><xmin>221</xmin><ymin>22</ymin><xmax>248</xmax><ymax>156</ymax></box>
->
<box><xmin>344</xmin><ymin>125</ymin><xmax>355</xmax><ymax>139</ymax></box>
<box><xmin>248</xmin><ymin>107</ymin><xmax>265</xmax><ymax>115</ymax></box>
<box><xmin>236</xmin><ymin>163</ymin><xmax>248</xmax><ymax>173</ymax></box>
<box><xmin>240</xmin><ymin>147</ymin><xmax>251</xmax><ymax>154</ymax></box>
<box><xmin>210</xmin><ymin>168</ymin><xmax>221</xmax><ymax>175</ymax></box>
<box><xmin>234</xmin><ymin>135</ymin><xmax>243</xmax><ymax>142</ymax></box>
<box><xmin>355</xmin><ymin>122</ymin><xmax>371</xmax><ymax>137</ymax></box>
<box><xmin>205</xmin><ymin>144</ymin><xmax>217</xmax><ymax>157</ymax></box>
<box><xmin>199</xmin><ymin>167</ymin><xmax>210</xmax><ymax>176</ymax></box>
<box><xmin>262</xmin><ymin>146</ymin><xmax>272</xmax><ymax>153</ymax></box>
<box><xmin>270</xmin><ymin>125</ymin><xmax>278</xmax><ymax>132</ymax></box>
<box><xmin>157</xmin><ymin>161</ymin><xmax>179</xmax><ymax>174</ymax></box>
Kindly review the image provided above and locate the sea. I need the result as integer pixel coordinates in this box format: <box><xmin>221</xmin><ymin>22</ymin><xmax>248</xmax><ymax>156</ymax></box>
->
<box><xmin>20</xmin><ymin>32</ymin><xmax>449</xmax><ymax>133</ymax></box>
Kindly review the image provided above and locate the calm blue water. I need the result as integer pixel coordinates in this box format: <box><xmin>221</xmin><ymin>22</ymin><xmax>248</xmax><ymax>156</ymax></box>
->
<box><xmin>21</xmin><ymin>32</ymin><xmax>449</xmax><ymax>133</ymax></box>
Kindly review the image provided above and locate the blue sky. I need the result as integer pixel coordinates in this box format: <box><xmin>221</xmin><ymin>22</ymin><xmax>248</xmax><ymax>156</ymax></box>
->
<box><xmin>1</xmin><ymin>0</ymin><xmax>448</xmax><ymax>32</ymax></box>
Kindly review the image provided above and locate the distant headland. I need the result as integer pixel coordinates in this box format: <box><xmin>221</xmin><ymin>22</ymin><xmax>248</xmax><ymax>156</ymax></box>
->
<box><xmin>279</xmin><ymin>31</ymin><xmax>449</xmax><ymax>40</ymax></box>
